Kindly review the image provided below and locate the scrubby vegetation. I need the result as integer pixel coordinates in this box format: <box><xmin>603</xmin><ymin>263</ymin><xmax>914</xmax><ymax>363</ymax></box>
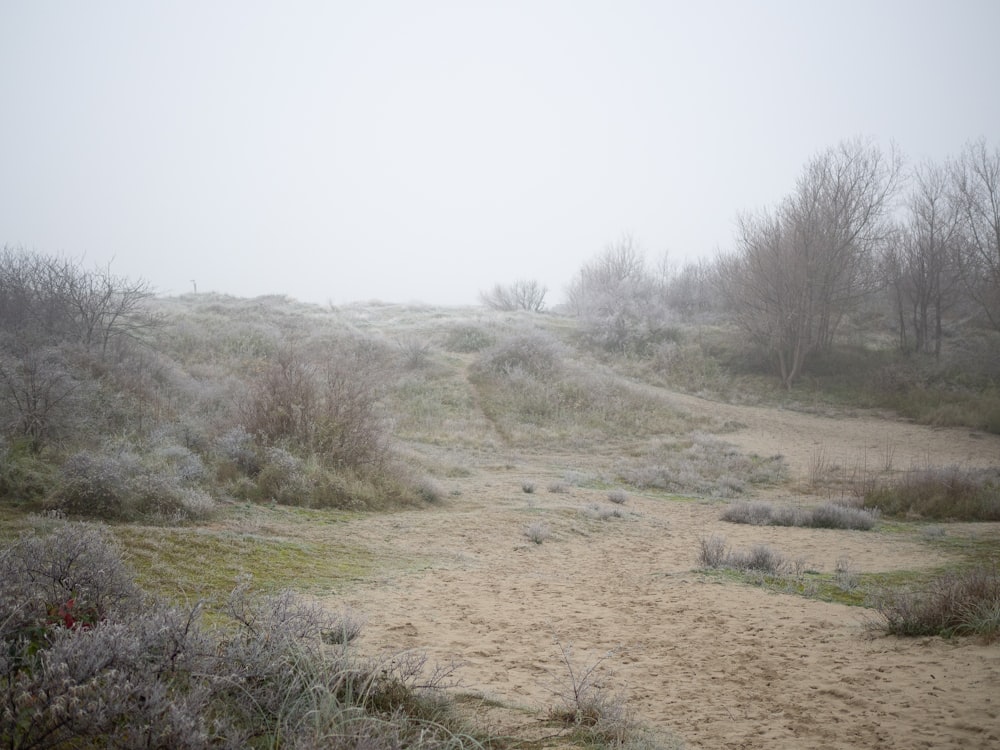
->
<box><xmin>872</xmin><ymin>565</ymin><xmax>1000</xmax><ymax>640</ymax></box>
<box><xmin>862</xmin><ymin>466</ymin><xmax>1000</xmax><ymax>521</ymax></box>
<box><xmin>721</xmin><ymin>499</ymin><xmax>879</xmax><ymax>530</ymax></box>
<box><xmin>3</xmin><ymin>206</ymin><xmax>1000</xmax><ymax>747</ymax></box>
<box><xmin>0</xmin><ymin>524</ymin><xmax>479</xmax><ymax>750</ymax></box>
<box><xmin>697</xmin><ymin>535</ymin><xmax>789</xmax><ymax>575</ymax></box>
<box><xmin>615</xmin><ymin>435</ymin><xmax>787</xmax><ymax>498</ymax></box>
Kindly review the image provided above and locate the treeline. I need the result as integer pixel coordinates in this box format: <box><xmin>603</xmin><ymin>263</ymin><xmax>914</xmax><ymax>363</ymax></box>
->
<box><xmin>493</xmin><ymin>137</ymin><xmax>998</xmax><ymax>390</ymax></box>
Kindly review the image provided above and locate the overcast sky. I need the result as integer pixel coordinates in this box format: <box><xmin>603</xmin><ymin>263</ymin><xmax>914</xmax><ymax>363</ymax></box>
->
<box><xmin>1</xmin><ymin>1</ymin><xmax>998</xmax><ymax>306</ymax></box>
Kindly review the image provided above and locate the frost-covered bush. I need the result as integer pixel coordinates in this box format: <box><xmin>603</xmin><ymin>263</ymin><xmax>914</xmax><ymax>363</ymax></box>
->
<box><xmin>0</xmin><ymin>526</ymin><xmax>475</xmax><ymax>750</ymax></box>
<box><xmin>216</xmin><ymin>426</ymin><xmax>261</xmax><ymax>476</ymax></box>
<box><xmin>48</xmin><ymin>450</ymin><xmax>216</xmax><ymax>522</ymax></box>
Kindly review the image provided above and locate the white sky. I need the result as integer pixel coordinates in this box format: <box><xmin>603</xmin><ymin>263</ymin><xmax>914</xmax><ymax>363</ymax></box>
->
<box><xmin>1</xmin><ymin>1</ymin><xmax>998</xmax><ymax>306</ymax></box>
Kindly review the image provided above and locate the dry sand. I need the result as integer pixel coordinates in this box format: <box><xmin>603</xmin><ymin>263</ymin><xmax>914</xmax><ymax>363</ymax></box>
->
<box><xmin>329</xmin><ymin>395</ymin><xmax>1000</xmax><ymax>749</ymax></box>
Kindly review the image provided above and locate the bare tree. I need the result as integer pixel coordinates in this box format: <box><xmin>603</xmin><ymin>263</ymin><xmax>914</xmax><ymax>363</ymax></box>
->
<box><xmin>65</xmin><ymin>262</ymin><xmax>158</xmax><ymax>355</ymax></box>
<box><xmin>951</xmin><ymin>139</ymin><xmax>1000</xmax><ymax>330</ymax></box>
<box><xmin>0</xmin><ymin>247</ymin><xmax>156</xmax><ymax>355</ymax></box>
<box><xmin>479</xmin><ymin>279</ymin><xmax>547</xmax><ymax>312</ymax></box>
<box><xmin>723</xmin><ymin>138</ymin><xmax>902</xmax><ymax>387</ymax></box>
<box><xmin>0</xmin><ymin>346</ymin><xmax>84</xmax><ymax>452</ymax></box>
<box><xmin>885</xmin><ymin>162</ymin><xmax>962</xmax><ymax>356</ymax></box>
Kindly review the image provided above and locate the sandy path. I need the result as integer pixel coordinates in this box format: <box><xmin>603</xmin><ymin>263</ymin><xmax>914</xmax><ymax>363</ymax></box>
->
<box><xmin>660</xmin><ymin>391</ymin><xmax>1000</xmax><ymax>480</ymax></box>
<box><xmin>326</xmin><ymin>399</ymin><xmax>1000</xmax><ymax>749</ymax></box>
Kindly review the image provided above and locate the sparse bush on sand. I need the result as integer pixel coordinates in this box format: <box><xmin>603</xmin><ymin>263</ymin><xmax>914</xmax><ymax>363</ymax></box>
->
<box><xmin>697</xmin><ymin>534</ymin><xmax>788</xmax><ymax>574</ymax></box>
<box><xmin>872</xmin><ymin>565</ymin><xmax>1000</xmax><ymax>639</ymax></box>
<box><xmin>608</xmin><ymin>489</ymin><xmax>628</xmax><ymax>504</ymax></box>
<box><xmin>547</xmin><ymin>639</ymin><xmax>682</xmax><ymax>750</ymax></box>
<box><xmin>721</xmin><ymin>499</ymin><xmax>879</xmax><ymax>530</ymax></box>
<box><xmin>525</xmin><ymin>521</ymin><xmax>552</xmax><ymax>544</ymax></box>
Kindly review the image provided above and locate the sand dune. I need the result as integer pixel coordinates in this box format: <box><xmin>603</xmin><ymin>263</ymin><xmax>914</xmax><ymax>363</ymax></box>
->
<box><xmin>331</xmin><ymin>399</ymin><xmax>1000</xmax><ymax>749</ymax></box>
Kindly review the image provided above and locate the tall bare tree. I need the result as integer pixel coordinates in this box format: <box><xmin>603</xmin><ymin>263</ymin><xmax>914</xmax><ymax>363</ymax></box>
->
<box><xmin>951</xmin><ymin>139</ymin><xmax>1000</xmax><ymax>330</ymax></box>
<box><xmin>886</xmin><ymin>162</ymin><xmax>962</xmax><ymax>356</ymax></box>
<box><xmin>723</xmin><ymin>138</ymin><xmax>902</xmax><ymax>387</ymax></box>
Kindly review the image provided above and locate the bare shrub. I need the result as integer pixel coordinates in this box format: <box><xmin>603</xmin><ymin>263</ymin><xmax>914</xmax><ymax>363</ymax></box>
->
<box><xmin>727</xmin><ymin>544</ymin><xmax>787</xmax><ymax>574</ymax></box>
<box><xmin>48</xmin><ymin>450</ymin><xmax>216</xmax><ymax>522</ymax></box>
<box><xmin>216</xmin><ymin>426</ymin><xmax>261</xmax><ymax>476</ymax></box>
<box><xmin>872</xmin><ymin>565</ymin><xmax>1000</xmax><ymax>639</ymax></box>
<box><xmin>0</xmin><ymin>345</ymin><xmax>91</xmax><ymax>454</ymax></box>
<box><xmin>720</xmin><ymin>500</ymin><xmax>775</xmax><ymax>525</ymax></box>
<box><xmin>698</xmin><ymin>534</ymin><xmax>728</xmax><ymax>568</ymax></box>
<box><xmin>834</xmin><ymin>556</ymin><xmax>859</xmax><ymax>591</ymax></box>
<box><xmin>547</xmin><ymin>481</ymin><xmax>569</xmax><ymax>494</ymax></box>
<box><xmin>566</xmin><ymin>236</ymin><xmax>677</xmax><ymax>355</ymax></box>
<box><xmin>524</xmin><ymin>521</ymin><xmax>551</xmax><ymax>544</ymax></box>
<box><xmin>0</xmin><ymin>524</ymin><xmax>143</xmax><ymax>633</ymax></box>
<box><xmin>322</xmin><ymin>607</ymin><xmax>367</xmax><ymax>645</ymax></box>
<box><xmin>479</xmin><ymin>279</ymin><xmax>547</xmax><ymax>312</ymax></box>
<box><xmin>254</xmin><ymin>446</ymin><xmax>309</xmax><ymax>503</ymax></box>
<box><xmin>397</xmin><ymin>336</ymin><xmax>433</xmax><ymax>369</ymax></box>
<box><xmin>721</xmin><ymin>499</ymin><xmax>878</xmax><ymax>530</ymax></box>
<box><xmin>522</xmin><ymin>481</ymin><xmax>536</xmax><ymax>494</ymax></box>
<box><xmin>548</xmin><ymin>641</ymin><xmax>625</xmax><ymax>731</ymax></box>
<box><xmin>769</xmin><ymin>505</ymin><xmax>802</xmax><ymax>527</ymax></box>
<box><xmin>808</xmin><ymin>447</ymin><xmax>832</xmax><ymax>486</ymax></box>
<box><xmin>698</xmin><ymin>535</ymin><xmax>787</xmax><ymax>574</ymax></box>
<box><xmin>807</xmin><ymin>502</ymin><xmax>879</xmax><ymax>530</ymax></box>
<box><xmin>239</xmin><ymin>344</ymin><xmax>391</xmax><ymax>472</ymax></box>
<box><xmin>414</xmin><ymin>477</ymin><xmax>444</xmax><ymax>504</ymax></box>
<box><xmin>607</xmin><ymin>489</ymin><xmax>628</xmax><ymax>505</ymax></box>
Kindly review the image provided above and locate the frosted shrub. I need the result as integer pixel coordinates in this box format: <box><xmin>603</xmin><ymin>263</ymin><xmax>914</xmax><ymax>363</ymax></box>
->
<box><xmin>216</xmin><ymin>426</ymin><xmax>261</xmax><ymax>476</ymax></box>
<box><xmin>154</xmin><ymin>442</ymin><xmax>208</xmax><ymax>483</ymax></box>
<box><xmin>0</xmin><ymin>527</ymin><xmax>479</xmax><ymax>750</ymax></box>
<box><xmin>50</xmin><ymin>449</ymin><xmax>216</xmax><ymax>522</ymax></box>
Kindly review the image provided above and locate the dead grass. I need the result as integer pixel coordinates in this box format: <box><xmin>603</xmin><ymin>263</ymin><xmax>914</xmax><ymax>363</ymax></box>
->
<box><xmin>871</xmin><ymin>565</ymin><xmax>1000</xmax><ymax>639</ymax></box>
<box><xmin>863</xmin><ymin>465</ymin><xmax>1000</xmax><ymax>521</ymax></box>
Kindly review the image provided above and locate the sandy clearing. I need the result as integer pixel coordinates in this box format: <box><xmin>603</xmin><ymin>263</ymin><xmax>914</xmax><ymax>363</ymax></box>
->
<box><xmin>324</xmin><ymin>397</ymin><xmax>1000</xmax><ymax>749</ymax></box>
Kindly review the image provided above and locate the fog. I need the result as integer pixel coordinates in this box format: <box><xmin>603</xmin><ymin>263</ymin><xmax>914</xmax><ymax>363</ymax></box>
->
<box><xmin>1</xmin><ymin>1</ymin><xmax>997</xmax><ymax>306</ymax></box>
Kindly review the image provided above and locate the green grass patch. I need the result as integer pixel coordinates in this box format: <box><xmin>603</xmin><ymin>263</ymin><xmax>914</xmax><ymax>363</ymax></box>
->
<box><xmin>699</xmin><ymin>565</ymin><xmax>937</xmax><ymax>608</ymax></box>
<box><xmin>114</xmin><ymin>521</ymin><xmax>375</xmax><ymax>603</ymax></box>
